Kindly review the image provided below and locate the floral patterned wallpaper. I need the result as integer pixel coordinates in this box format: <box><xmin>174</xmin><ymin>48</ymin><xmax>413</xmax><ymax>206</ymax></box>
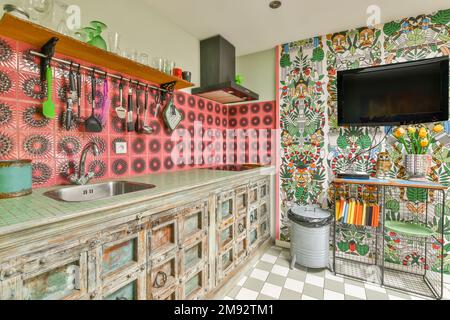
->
<box><xmin>278</xmin><ymin>9</ymin><xmax>450</xmax><ymax>274</ymax></box>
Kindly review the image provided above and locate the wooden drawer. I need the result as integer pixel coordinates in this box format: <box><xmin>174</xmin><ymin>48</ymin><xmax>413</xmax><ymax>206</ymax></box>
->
<box><xmin>235</xmin><ymin>185</ymin><xmax>248</xmax><ymax>217</ymax></box>
<box><xmin>18</xmin><ymin>248</ymin><xmax>88</xmax><ymax>300</ymax></box>
<box><xmin>100</xmin><ymin>223</ymin><xmax>145</xmax><ymax>281</ymax></box>
<box><xmin>179</xmin><ymin>237</ymin><xmax>207</xmax><ymax>276</ymax></box>
<box><xmin>101</xmin><ymin>269</ymin><xmax>146</xmax><ymax>300</ymax></box>
<box><xmin>180</xmin><ymin>265</ymin><xmax>208</xmax><ymax>300</ymax></box>
<box><xmin>148</xmin><ymin>253</ymin><xmax>179</xmax><ymax>299</ymax></box>
<box><xmin>248</xmin><ymin>227</ymin><xmax>259</xmax><ymax>252</ymax></box>
<box><xmin>216</xmin><ymin>246</ymin><xmax>235</xmax><ymax>284</ymax></box>
<box><xmin>249</xmin><ymin>205</ymin><xmax>259</xmax><ymax>229</ymax></box>
<box><xmin>235</xmin><ymin>215</ymin><xmax>247</xmax><ymax>240</ymax></box>
<box><xmin>0</xmin><ymin>277</ymin><xmax>21</xmax><ymax>300</ymax></box>
<box><xmin>217</xmin><ymin>190</ymin><xmax>235</xmax><ymax>228</ymax></box>
<box><xmin>149</xmin><ymin>211</ymin><xmax>178</xmax><ymax>259</ymax></box>
<box><xmin>178</xmin><ymin>201</ymin><xmax>208</xmax><ymax>245</ymax></box>
<box><xmin>218</xmin><ymin>223</ymin><xmax>234</xmax><ymax>252</ymax></box>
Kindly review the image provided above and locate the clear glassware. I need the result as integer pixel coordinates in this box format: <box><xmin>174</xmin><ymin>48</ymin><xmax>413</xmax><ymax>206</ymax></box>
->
<box><xmin>139</xmin><ymin>53</ymin><xmax>149</xmax><ymax>65</ymax></box>
<box><xmin>21</xmin><ymin>0</ymin><xmax>54</xmax><ymax>25</ymax></box>
<box><xmin>153</xmin><ymin>57</ymin><xmax>164</xmax><ymax>71</ymax></box>
<box><xmin>108</xmin><ymin>31</ymin><xmax>121</xmax><ymax>55</ymax></box>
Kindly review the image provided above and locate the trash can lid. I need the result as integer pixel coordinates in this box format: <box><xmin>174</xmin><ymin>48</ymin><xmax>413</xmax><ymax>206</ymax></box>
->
<box><xmin>288</xmin><ymin>205</ymin><xmax>333</xmax><ymax>227</ymax></box>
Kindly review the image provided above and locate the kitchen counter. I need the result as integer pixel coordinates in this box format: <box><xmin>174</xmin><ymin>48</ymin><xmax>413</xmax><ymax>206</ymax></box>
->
<box><xmin>0</xmin><ymin>167</ymin><xmax>275</xmax><ymax>237</ymax></box>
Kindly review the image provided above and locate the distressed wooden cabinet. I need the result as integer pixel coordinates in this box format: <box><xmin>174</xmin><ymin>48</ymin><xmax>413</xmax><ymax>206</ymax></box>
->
<box><xmin>0</xmin><ymin>174</ymin><xmax>273</xmax><ymax>300</ymax></box>
<box><xmin>0</xmin><ymin>243</ymin><xmax>89</xmax><ymax>300</ymax></box>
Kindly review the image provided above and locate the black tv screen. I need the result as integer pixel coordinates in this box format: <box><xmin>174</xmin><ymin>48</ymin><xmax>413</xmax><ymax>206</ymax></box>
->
<box><xmin>337</xmin><ymin>56</ymin><xmax>449</xmax><ymax>126</ymax></box>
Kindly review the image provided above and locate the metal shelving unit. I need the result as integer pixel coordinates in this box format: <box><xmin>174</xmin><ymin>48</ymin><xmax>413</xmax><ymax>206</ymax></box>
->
<box><xmin>332</xmin><ymin>178</ymin><xmax>446</xmax><ymax>300</ymax></box>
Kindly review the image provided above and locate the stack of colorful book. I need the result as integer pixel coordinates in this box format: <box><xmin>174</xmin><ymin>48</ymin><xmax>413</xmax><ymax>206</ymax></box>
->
<box><xmin>335</xmin><ymin>199</ymin><xmax>380</xmax><ymax>227</ymax></box>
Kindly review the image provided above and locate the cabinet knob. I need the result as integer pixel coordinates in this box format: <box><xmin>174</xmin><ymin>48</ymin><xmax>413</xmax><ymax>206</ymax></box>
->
<box><xmin>39</xmin><ymin>258</ymin><xmax>47</xmax><ymax>265</ymax></box>
<box><xmin>90</xmin><ymin>291</ymin><xmax>97</xmax><ymax>299</ymax></box>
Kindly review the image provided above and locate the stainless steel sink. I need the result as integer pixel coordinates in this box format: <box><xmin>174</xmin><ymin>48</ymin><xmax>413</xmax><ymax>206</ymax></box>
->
<box><xmin>44</xmin><ymin>181</ymin><xmax>156</xmax><ymax>202</ymax></box>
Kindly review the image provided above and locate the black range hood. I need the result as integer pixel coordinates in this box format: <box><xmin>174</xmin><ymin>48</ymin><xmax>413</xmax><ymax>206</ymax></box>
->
<box><xmin>192</xmin><ymin>35</ymin><xmax>259</xmax><ymax>104</ymax></box>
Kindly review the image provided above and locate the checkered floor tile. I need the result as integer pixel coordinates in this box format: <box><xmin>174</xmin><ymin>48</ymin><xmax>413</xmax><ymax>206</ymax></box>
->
<box><xmin>220</xmin><ymin>246</ymin><xmax>450</xmax><ymax>301</ymax></box>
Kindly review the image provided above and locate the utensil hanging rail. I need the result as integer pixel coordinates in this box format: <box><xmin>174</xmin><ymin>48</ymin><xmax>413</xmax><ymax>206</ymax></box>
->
<box><xmin>30</xmin><ymin>50</ymin><xmax>173</xmax><ymax>93</ymax></box>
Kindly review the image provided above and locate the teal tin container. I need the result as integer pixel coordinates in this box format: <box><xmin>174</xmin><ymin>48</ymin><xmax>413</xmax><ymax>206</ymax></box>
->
<box><xmin>0</xmin><ymin>160</ymin><xmax>32</xmax><ymax>199</ymax></box>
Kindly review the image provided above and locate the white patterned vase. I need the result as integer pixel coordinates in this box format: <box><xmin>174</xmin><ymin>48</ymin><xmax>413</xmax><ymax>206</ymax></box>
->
<box><xmin>405</xmin><ymin>154</ymin><xmax>432</xmax><ymax>182</ymax></box>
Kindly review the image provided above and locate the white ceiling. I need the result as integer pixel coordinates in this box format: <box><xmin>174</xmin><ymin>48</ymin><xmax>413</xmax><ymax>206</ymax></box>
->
<box><xmin>146</xmin><ymin>0</ymin><xmax>450</xmax><ymax>56</ymax></box>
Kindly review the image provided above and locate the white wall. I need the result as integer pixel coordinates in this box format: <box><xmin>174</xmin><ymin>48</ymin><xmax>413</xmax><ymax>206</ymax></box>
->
<box><xmin>236</xmin><ymin>48</ymin><xmax>276</xmax><ymax>102</ymax></box>
<box><xmin>2</xmin><ymin>0</ymin><xmax>200</xmax><ymax>88</ymax></box>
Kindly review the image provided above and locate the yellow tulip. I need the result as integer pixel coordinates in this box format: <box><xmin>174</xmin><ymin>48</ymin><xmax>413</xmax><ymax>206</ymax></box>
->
<box><xmin>420</xmin><ymin>139</ymin><xmax>429</xmax><ymax>148</ymax></box>
<box><xmin>433</xmin><ymin>124</ymin><xmax>444</xmax><ymax>134</ymax></box>
<box><xmin>394</xmin><ymin>128</ymin><xmax>406</xmax><ymax>139</ymax></box>
<box><xmin>407</xmin><ymin>126</ymin><xmax>416</xmax><ymax>134</ymax></box>
<box><xmin>419</xmin><ymin>127</ymin><xmax>428</xmax><ymax>138</ymax></box>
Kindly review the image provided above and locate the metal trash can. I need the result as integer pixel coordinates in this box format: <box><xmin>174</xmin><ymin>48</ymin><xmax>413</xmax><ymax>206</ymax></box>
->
<box><xmin>288</xmin><ymin>205</ymin><xmax>333</xmax><ymax>269</ymax></box>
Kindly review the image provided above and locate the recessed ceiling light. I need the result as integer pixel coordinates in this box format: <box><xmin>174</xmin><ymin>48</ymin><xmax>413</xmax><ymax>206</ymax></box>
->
<box><xmin>269</xmin><ymin>1</ymin><xmax>282</xmax><ymax>9</ymax></box>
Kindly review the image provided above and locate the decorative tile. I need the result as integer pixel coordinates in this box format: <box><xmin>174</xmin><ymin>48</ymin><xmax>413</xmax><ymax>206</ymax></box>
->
<box><xmin>344</xmin><ymin>283</ymin><xmax>367</xmax><ymax>299</ymax></box>
<box><xmin>305</xmin><ymin>273</ymin><xmax>325</xmax><ymax>287</ymax></box>
<box><xmin>235</xmin><ymin>288</ymin><xmax>259</xmax><ymax>300</ymax></box>
<box><xmin>324</xmin><ymin>289</ymin><xmax>345</xmax><ymax>300</ymax></box>
<box><xmin>284</xmin><ymin>278</ymin><xmax>304</xmax><ymax>293</ymax></box>
<box><xmin>260</xmin><ymin>283</ymin><xmax>282</xmax><ymax>299</ymax></box>
<box><xmin>250</xmin><ymin>268</ymin><xmax>270</xmax><ymax>282</ymax></box>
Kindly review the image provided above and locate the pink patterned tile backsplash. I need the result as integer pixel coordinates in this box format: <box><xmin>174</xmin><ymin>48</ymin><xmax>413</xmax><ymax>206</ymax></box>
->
<box><xmin>0</xmin><ymin>35</ymin><xmax>277</xmax><ymax>188</ymax></box>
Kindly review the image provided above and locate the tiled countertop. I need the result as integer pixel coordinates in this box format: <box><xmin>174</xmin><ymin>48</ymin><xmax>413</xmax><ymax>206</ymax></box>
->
<box><xmin>0</xmin><ymin>167</ymin><xmax>274</xmax><ymax>236</ymax></box>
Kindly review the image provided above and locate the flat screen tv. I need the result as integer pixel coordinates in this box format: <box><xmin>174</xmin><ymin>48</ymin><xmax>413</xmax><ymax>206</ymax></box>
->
<box><xmin>337</xmin><ymin>56</ymin><xmax>449</xmax><ymax>126</ymax></box>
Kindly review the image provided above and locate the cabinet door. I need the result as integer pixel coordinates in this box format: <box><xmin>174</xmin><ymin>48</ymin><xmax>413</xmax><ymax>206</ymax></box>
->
<box><xmin>179</xmin><ymin>237</ymin><xmax>207</xmax><ymax>276</ymax></box>
<box><xmin>218</xmin><ymin>223</ymin><xmax>234</xmax><ymax>253</ymax></box>
<box><xmin>179</xmin><ymin>201</ymin><xmax>208</xmax><ymax>245</ymax></box>
<box><xmin>259</xmin><ymin>200</ymin><xmax>269</xmax><ymax>221</ymax></box>
<box><xmin>216</xmin><ymin>246</ymin><xmax>235</xmax><ymax>284</ymax></box>
<box><xmin>235</xmin><ymin>185</ymin><xmax>248</xmax><ymax>217</ymax></box>
<box><xmin>21</xmin><ymin>250</ymin><xmax>88</xmax><ymax>300</ymax></box>
<box><xmin>100</xmin><ymin>223</ymin><xmax>145</xmax><ymax>282</ymax></box>
<box><xmin>0</xmin><ymin>276</ymin><xmax>21</xmax><ymax>300</ymax></box>
<box><xmin>148</xmin><ymin>253</ymin><xmax>179</xmax><ymax>299</ymax></box>
<box><xmin>101</xmin><ymin>269</ymin><xmax>146</xmax><ymax>300</ymax></box>
<box><xmin>258</xmin><ymin>178</ymin><xmax>270</xmax><ymax>200</ymax></box>
<box><xmin>235</xmin><ymin>237</ymin><xmax>248</xmax><ymax>266</ymax></box>
<box><xmin>249</xmin><ymin>205</ymin><xmax>259</xmax><ymax>229</ymax></box>
<box><xmin>259</xmin><ymin>219</ymin><xmax>270</xmax><ymax>242</ymax></box>
<box><xmin>149</xmin><ymin>211</ymin><xmax>178</xmax><ymax>259</ymax></box>
<box><xmin>180</xmin><ymin>265</ymin><xmax>208</xmax><ymax>300</ymax></box>
<box><xmin>152</xmin><ymin>285</ymin><xmax>178</xmax><ymax>300</ymax></box>
<box><xmin>248</xmin><ymin>227</ymin><xmax>259</xmax><ymax>252</ymax></box>
<box><xmin>249</xmin><ymin>182</ymin><xmax>259</xmax><ymax>206</ymax></box>
<box><xmin>235</xmin><ymin>215</ymin><xmax>247</xmax><ymax>240</ymax></box>
<box><xmin>217</xmin><ymin>190</ymin><xmax>235</xmax><ymax>229</ymax></box>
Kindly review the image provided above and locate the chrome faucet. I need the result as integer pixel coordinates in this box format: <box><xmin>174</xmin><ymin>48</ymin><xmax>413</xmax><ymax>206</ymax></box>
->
<box><xmin>69</xmin><ymin>142</ymin><xmax>100</xmax><ymax>185</ymax></box>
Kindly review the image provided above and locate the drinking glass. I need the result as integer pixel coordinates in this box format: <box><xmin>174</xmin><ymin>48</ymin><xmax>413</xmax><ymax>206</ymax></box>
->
<box><xmin>139</xmin><ymin>53</ymin><xmax>149</xmax><ymax>65</ymax></box>
<box><xmin>21</xmin><ymin>0</ymin><xmax>54</xmax><ymax>25</ymax></box>
<box><xmin>108</xmin><ymin>32</ymin><xmax>121</xmax><ymax>55</ymax></box>
<box><xmin>153</xmin><ymin>57</ymin><xmax>164</xmax><ymax>72</ymax></box>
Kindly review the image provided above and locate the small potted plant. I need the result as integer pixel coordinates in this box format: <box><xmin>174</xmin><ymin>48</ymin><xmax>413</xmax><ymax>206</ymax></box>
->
<box><xmin>392</xmin><ymin>124</ymin><xmax>444</xmax><ymax>181</ymax></box>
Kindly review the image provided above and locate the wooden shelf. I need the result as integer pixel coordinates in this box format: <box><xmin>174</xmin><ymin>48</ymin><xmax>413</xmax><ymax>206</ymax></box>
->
<box><xmin>0</xmin><ymin>14</ymin><xmax>195</xmax><ymax>90</ymax></box>
<box><xmin>333</xmin><ymin>178</ymin><xmax>447</xmax><ymax>190</ymax></box>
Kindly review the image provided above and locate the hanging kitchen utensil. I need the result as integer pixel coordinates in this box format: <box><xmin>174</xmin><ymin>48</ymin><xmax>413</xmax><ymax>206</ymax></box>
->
<box><xmin>115</xmin><ymin>78</ymin><xmax>127</xmax><ymax>119</ymax></box>
<box><xmin>101</xmin><ymin>72</ymin><xmax>109</xmax><ymax>125</ymax></box>
<box><xmin>42</xmin><ymin>66</ymin><xmax>56</xmax><ymax>119</ymax></box>
<box><xmin>62</xmin><ymin>64</ymin><xmax>77</xmax><ymax>130</ymax></box>
<box><xmin>127</xmin><ymin>80</ymin><xmax>135</xmax><ymax>132</ymax></box>
<box><xmin>76</xmin><ymin>66</ymin><xmax>82</xmax><ymax>119</ymax></box>
<box><xmin>162</xmin><ymin>94</ymin><xmax>182</xmax><ymax>132</ymax></box>
<box><xmin>135</xmin><ymin>86</ymin><xmax>141</xmax><ymax>133</ymax></box>
<box><xmin>141</xmin><ymin>85</ymin><xmax>153</xmax><ymax>134</ymax></box>
<box><xmin>84</xmin><ymin>70</ymin><xmax>103</xmax><ymax>132</ymax></box>
<box><xmin>154</xmin><ymin>89</ymin><xmax>162</xmax><ymax>117</ymax></box>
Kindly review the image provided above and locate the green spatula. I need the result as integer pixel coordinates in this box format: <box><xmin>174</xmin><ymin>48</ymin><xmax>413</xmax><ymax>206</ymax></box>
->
<box><xmin>42</xmin><ymin>66</ymin><xmax>56</xmax><ymax>119</ymax></box>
